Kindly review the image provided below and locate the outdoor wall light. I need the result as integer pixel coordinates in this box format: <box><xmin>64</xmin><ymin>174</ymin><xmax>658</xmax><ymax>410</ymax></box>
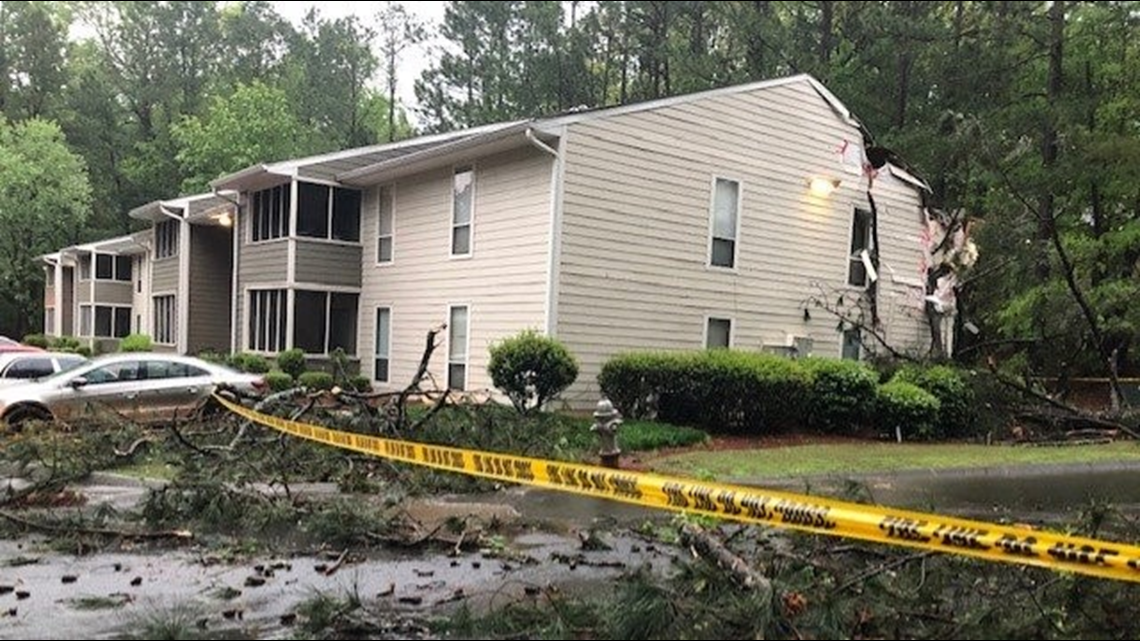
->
<box><xmin>808</xmin><ymin>176</ymin><xmax>841</xmax><ymax>196</ymax></box>
<box><xmin>217</xmin><ymin>212</ymin><xmax>233</xmax><ymax>227</ymax></box>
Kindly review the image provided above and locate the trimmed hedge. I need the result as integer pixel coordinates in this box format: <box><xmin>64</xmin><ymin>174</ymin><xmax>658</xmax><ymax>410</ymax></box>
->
<box><xmin>265</xmin><ymin>369</ymin><xmax>294</xmax><ymax>392</ymax></box>
<box><xmin>598</xmin><ymin>350</ymin><xmax>811</xmax><ymax>434</ymax></box>
<box><xmin>877</xmin><ymin>380</ymin><xmax>941</xmax><ymax>439</ymax></box>
<box><xmin>276</xmin><ymin>348</ymin><xmax>307</xmax><ymax>379</ymax></box>
<box><xmin>22</xmin><ymin>334</ymin><xmax>49</xmax><ymax>348</ymax></box>
<box><xmin>488</xmin><ymin>329</ymin><xmax>578</xmax><ymax>414</ymax></box>
<box><xmin>50</xmin><ymin>335</ymin><xmax>81</xmax><ymax>352</ymax></box>
<box><xmin>229</xmin><ymin>352</ymin><xmax>270</xmax><ymax>374</ymax></box>
<box><xmin>347</xmin><ymin>375</ymin><xmax>372</xmax><ymax>393</ymax></box>
<box><xmin>802</xmin><ymin>357</ymin><xmax>879</xmax><ymax>432</ymax></box>
<box><xmin>298</xmin><ymin>371</ymin><xmax>335</xmax><ymax>391</ymax></box>
<box><xmin>119</xmin><ymin>333</ymin><xmax>152</xmax><ymax>352</ymax></box>
<box><xmin>891</xmin><ymin>365</ymin><xmax>976</xmax><ymax>438</ymax></box>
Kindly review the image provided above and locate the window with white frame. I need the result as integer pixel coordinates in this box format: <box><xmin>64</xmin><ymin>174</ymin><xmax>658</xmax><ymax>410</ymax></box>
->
<box><xmin>377</xmin><ymin>186</ymin><xmax>394</xmax><ymax>263</ymax></box>
<box><xmin>79</xmin><ymin>304</ymin><xmax>131</xmax><ymax>338</ymax></box>
<box><xmin>251</xmin><ymin>184</ymin><xmax>290</xmax><ymax>242</ymax></box>
<box><xmin>293</xmin><ymin>290</ymin><xmax>358</xmax><ymax>355</ymax></box>
<box><xmin>374</xmin><ymin>307</ymin><xmax>391</xmax><ymax>382</ymax></box>
<box><xmin>79</xmin><ymin>256</ymin><xmax>91</xmax><ymax>280</ymax></box>
<box><xmin>153</xmin><ymin>295</ymin><xmax>176</xmax><ymax>344</ymax></box>
<box><xmin>709</xmin><ymin>178</ymin><xmax>740</xmax><ymax>268</ymax></box>
<box><xmin>156</xmin><ymin>220</ymin><xmax>179</xmax><ymax>259</ymax></box>
<box><xmin>247</xmin><ymin>289</ymin><xmax>286</xmax><ymax>352</ymax></box>
<box><xmin>847</xmin><ymin>208</ymin><xmax>872</xmax><ymax>287</ymax></box>
<box><xmin>841</xmin><ymin>328</ymin><xmax>862</xmax><ymax>360</ymax></box>
<box><xmin>94</xmin><ymin>254</ymin><xmax>132</xmax><ymax>282</ymax></box>
<box><xmin>451</xmin><ymin>167</ymin><xmax>473</xmax><ymax>256</ymax></box>
<box><xmin>296</xmin><ymin>182</ymin><xmax>361</xmax><ymax>242</ymax></box>
<box><xmin>448</xmin><ymin>305</ymin><xmax>468</xmax><ymax>390</ymax></box>
<box><xmin>706</xmin><ymin>317</ymin><xmax>732</xmax><ymax>349</ymax></box>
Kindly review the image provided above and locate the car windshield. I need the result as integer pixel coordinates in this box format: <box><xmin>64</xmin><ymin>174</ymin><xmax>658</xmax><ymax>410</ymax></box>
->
<box><xmin>57</xmin><ymin>356</ymin><xmax>87</xmax><ymax>374</ymax></box>
<box><xmin>34</xmin><ymin>360</ymin><xmax>97</xmax><ymax>385</ymax></box>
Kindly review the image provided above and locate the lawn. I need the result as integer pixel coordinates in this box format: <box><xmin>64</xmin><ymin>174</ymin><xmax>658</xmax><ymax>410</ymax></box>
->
<box><xmin>649</xmin><ymin>441</ymin><xmax>1140</xmax><ymax>479</ymax></box>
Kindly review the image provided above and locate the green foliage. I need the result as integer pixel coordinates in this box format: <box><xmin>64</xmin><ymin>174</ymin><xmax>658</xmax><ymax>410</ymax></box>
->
<box><xmin>0</xmin><ymin>117</ymin><xmax>91</xmax><ymax>337</ymax></box>
<box><xmin>877</xmin><ymin>381</ymin><xmax>942</xmax><ymax>440</ymax></box>
<box><xmin>891</xmin><ymin>365</ymin><xmax>977</xmax><ymax>438</ymax></box>
<box><xmin>274</xmin><ymin>348</ymin><xmax>306</xmax><ymax>379</ymax></box>
<box><xmin>118</xmin><ymin>333</ymin><xmax>152</xmax><ymax>352</ymax></box>
<box><xmin>347</xmin><ymin>375</ymin><xmax>372</xmax><ymax>393</ymax></box>
<box><xmin>50</xmin><ymin>335</ymin><xmax>80</xmax><ymax>352</ymax></box>
<box><xmin>297</xmin><ymin>371</ymin><xmax>335</xmax><ymax>391</ymax></box>
<box><xmin>227</xmin><ymin>352</ymin><xmax>269</xmax><ymax>374</ymax></box>
<box><xmin>802</xmin><ymin>358</ymin><xmax>880</xmax><ymax>433</ymax></box>
<box><xmin>197</xmin><ymin>350</ymin><xmax>226</xmax><ymax>365</ymax></box>
<box><xmin>264</xmin><ymin>370</ymin><xmax>294</xmax><ymax>393</ymax></box>
<box><xmin>22</xmin><ymin>334</ymin><xmax>49</xmax><ymax>348</ymax></box>
<box><xmin>598</xmin><ymin>350</ymin><xmax>811</xmax><ymax>434</ymax></box>
<box><xmin>487</xmin><ymin>329</ymin><xmax>579</xmax><ymax>414</ymax></box>
<box><xmin>75</xmin><ymin>346</ymin><xmax>93</xmax><ymax>358</ymax></box>
<box><xmin>619</xmin><ymin>421</ymin><xmax>708</xmax><ymax>452</ymax></box>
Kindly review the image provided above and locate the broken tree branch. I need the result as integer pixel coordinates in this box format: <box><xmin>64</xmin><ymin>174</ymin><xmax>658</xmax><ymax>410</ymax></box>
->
<box><xmin>0</xmin><ymin>508</ymin><xmax>193</xmax><ymax>540</ymax></box>
<box><xmin>680</xmin><ymin>522</ymin><xmax>772</xmax><ymax>593</ymax></box>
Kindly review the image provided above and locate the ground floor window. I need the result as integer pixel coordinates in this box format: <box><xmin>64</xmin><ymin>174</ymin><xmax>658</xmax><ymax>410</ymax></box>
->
<box><xmin>374</xmin><ymin>307</ymin><xmax>391</xmax><ymax>383</ymax></box>
<box><xmin>841</xmin><ymin>328</ymin><xmax>862</xmax><ymax>360</ymax></box>
<box><xmin>153</xmin><ymin>295</ymin><xmax>176</xmax><ymax>344</ymax></box>
<box><xmin>705</xmin><ymin>317</ymin><xmax>732</xmax><ymax>349</ymax></box>
<box><xmin>80</xmin><ymin>304</ymin><xmax>131</xmax><ymax>338</ymax></box>
<box><xmin>293</xmin><ymin>290</ymin><xmax>358</xmax><ymax>355</ymax></box>
<box><xmin>248</xmin><ymin>289</ymin><xmax>286</xmax><ymax>353</ymax></box>
<box><xmin>448</xmin><ymin>305</ymin><xmax>468</xmax><ymax>390</ymax></box>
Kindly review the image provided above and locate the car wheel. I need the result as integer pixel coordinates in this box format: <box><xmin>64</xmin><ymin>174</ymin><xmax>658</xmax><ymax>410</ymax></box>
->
<box><xmin>4</xmin><ymin>404</ymin><xmax>53</xmax><ymax>431</ymax></box>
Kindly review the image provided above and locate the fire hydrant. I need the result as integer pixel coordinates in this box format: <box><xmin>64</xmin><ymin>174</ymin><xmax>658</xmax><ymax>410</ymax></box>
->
<box><xmin>591</xmin><ymin>398</ymin><xmax>622</xmax><ymax>468</ymax></box>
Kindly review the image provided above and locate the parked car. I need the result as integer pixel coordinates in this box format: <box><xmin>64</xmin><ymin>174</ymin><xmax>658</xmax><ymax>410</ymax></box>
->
<box><xmin>0</xmin><ymin>353</ymin><xmax>267</xmax><ymax>427</ymax></box>
<box><xmin>0</xmin><ymin>336</ymin><xmax>45</xmax><ymax>354</ymax></box>
<box><xmin>0</xmin><ymin>351</ymin><xmax>88</xmax><ymax>387</ymax></box>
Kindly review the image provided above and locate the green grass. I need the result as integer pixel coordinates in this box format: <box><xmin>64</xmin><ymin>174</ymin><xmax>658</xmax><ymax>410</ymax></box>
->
<box><xmin>650</xmin><ymin>441</ymin><xmax>1140</xmax><ymax>479</ymax></box>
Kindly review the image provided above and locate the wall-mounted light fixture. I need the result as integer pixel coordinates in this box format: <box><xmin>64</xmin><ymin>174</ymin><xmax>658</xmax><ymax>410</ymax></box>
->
<box><xmin>216</xmin><ymin>211</ymin><xmax>233</xmax><ymax>227</ymax></box>
<box><xmin>808</xmin><ymin>177</ymin><xmax>841</xmax><ymax>196</ymax></box>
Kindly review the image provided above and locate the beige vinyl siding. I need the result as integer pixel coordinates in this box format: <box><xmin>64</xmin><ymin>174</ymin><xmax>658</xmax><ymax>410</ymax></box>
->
<box><xmin>556</xmin><ymin>79</ymin><xmax>929</xmax><ymax>406</ymax></box>
<box><xmin>358</xmin><ymin>146</ymin><xmax>552</xmax><ymax>392</ymax></box>
<box><xmin>76</xmin><ymin>282</ymin><xmax>90</xmax><ymax>304</ymax></box>
<box><xmin>294</xmin><ymin>241</ymin><xmax>362</xmax><ymax>287</ymax></box>
<box><xmin>92</xmin><ymin>281</ymin><xmax>133</xmax><ymax>306</ymax></box>
<box><xmin>152</xmin><ymin>256</ymin><xmax>179</xmax><ymax>293</ymax></box>
<box><xmin>61</xmin><ymin>267</ymin><xmax>74</xmax><ymax>335</ymax></box>
<box><xmin>187</xmin><ymin>225</ymin><xmax>233</xmax><ymax>353</ymax></box>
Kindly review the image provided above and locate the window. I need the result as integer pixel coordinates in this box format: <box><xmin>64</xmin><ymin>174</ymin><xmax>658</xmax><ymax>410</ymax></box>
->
<box><xmin>377</xmin><ymin>186</ymin><xmax>394</xmax><ymax>263</ymax></box>
<box><xmin>144</xmin><ymin>360</ymin><xmax>207</xmax><ymax>380</ymax></box>
<box><xmin>57</xmin><ymin>355</ymin><xmax>86</xmax><ymax>373</ymax></box>
<box><xmin>85</xmin><ymin>361</ymin><xmax>140</xmax><ymax>385</ymax></box>
<box><xmin>293</xmin><ymin>290</ymin><xmax>359</xmax><ymax>355</ymax></box>
<box><xmin>709</xmin><ymin>178</ymin><xmax>740</xmax><ymax>268</ymax></box>
<box><xmin>248</xmin><ymin>289</ymin><xmax>286</xmax><ymax>352</ymax></box>
<box><xmin>848</xmin><ymin>208</ymin><xmax>872</xmax><ymax>287</ymax></box>
<box><xmin>94</xmin><ymin>254</ymin><xmax>132</xmax><ymax>281</ymax></box>
<box><xmin>332</xmin><ymin>187</ymin><xmax>361</xmax><ymax>241</ymax></box>
<box><xmin>153</xmin><ymin>295</ymin><xmax>176</xmax><ymax>344</ymax></box>
<box><xmin>3</xmin><ymin>357</ymin><xmax>55</xmax><ymax>379</ymax></box>
<box><xmin>79</xmin><ymin>256</ymin><xmax>91</xmax><ymax>280</ymax></box>
<box><xmin>251</xmin><ymin>184</ymin><xmax>290</xmax><ymax>241</ymax></box>
<box><xmin>135</xmin><ymin>257</ymin><xmax>142</xmax><ymax>292</ymax></box>
<box><xmin>156</xmin><ymin>220</ymin><xmax>179</xmax><ymax>259</ymax></box>
<box><xmin>706</xmin><ymin>317</ymin><xmax>732</xmax><ymax>349</ymax></box>
<box><xmin>451</xmin><ymin>167</ymin><xmax>473</xmax><ymax>256</ymax></box>
<box><xmin>841</xmin><ymin>328</ymin><xmax>862</xmax><ymax>361</ymax></box>
<box><xmin>374</xmin><ymin>307</ymin><xmax>391</xmax><ymax>383</ymax></box>
<box><xmin>135</xmin><ymin>314</ymin><xmax>141</xmax><ymax>333</ymax></box>
<box><xmin>448</xmin><ymin>305</ymin><xmax>468</xmax><ymax>390</ymax></box>
<box><xmin>79</xmin><ymin>304</ymin><xmax>91</xmax><ymax>336</ymax></box>
<box><xmin>81</xmin><ymin>305</ymin><xmax>130</xmax><ymax>338</ymax></box>
<box><xmin>296</xmin><ymin>182</ymin><xmax>362</xmax><ymax>242</ymax></box>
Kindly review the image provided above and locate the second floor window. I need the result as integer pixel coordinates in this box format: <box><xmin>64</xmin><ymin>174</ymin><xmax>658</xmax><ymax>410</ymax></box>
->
<box><xmin>297</xmin><ymin>182</ymin><xmax>361</xmax><ymax>242</ymax></box>
<box><xmin>848</xmin><ymin>208</ymin><xmax>873</xmax><ymax>287</ymax></box>
<box><xmin>377</xmin><ymin>186</ymin><xmax>394</xmax><ymax>263</ymax></box>
<box><xmin>709</xmin><ymin>178</ymin><xmax>740</xmax><ymax>269</ymax></box>
<box><xmin>95</xmin><ymin>254</ymin><xmax>132</xmax><ymax>281</ymax></box>
<box><xmin>156</xmin><ymin>220</ymin><xmax>179</xmax><ymax>259</ymax></box>
<box><xmin>252</xmin><ymin>184</ymin><xmax>290</xmax><ymax>242</ymax></box>
<box><xmin>451</xmin><ymin>167</ymin><xmax>473</xmax><ymax>256</ymax></box>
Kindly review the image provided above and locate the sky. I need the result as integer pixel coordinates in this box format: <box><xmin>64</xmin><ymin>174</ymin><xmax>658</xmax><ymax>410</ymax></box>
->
<box><xmin>272</xmin><ymin>1</ymin><xmax>448</xmax><ymax>120</ymax></box>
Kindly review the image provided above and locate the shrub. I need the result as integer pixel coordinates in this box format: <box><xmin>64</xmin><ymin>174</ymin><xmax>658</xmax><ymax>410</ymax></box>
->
<box><xmin>198</xmin><ymin>350</ymin><xmax>226</xmax><ymax>365</ymax></box>
<box><xmin>598</xmin><ymin>350</ymin><xmax>811</xmax><ymax>434</ymax></box>
<box><xmin>801</xmin><ymin>357</ymin><xmax>880</xmax><ymax>432</ymax></box>
<box><xmin>119</xmin><ymin>333</ymin><xmax>153</xmax><ymax>352</ymax></box>
<box><xmin>229</xmin><ymin>352</ymin><xmax>270</xmax><ymax>374</ymax></box>
<box><xmin>297</xmin><ymin>371</ymin><xmax>335</xmax><ymax>391</ymax></box>
<box><xmin>75</xmin><ymin>346</ymin><xmax>92</xmax><ymax>357</ymax></box>
<box><xmin>276</xmin><ymin>348</ymin><xmax>307</xmax><ymax>379</ymax></box>
<box><xmin>488</xmin><ymin>330</ymin><xmax>579</xmax><ymax>414</ymax></box>
<box><xmin>50</xmin><ymin>335</ymin><xmax>81</xmax><ymax>352</ymax></box>
<box><xmin>22</xmin><ymin>334</ymin><xmax>49</xmax><ymax>348</ymax></box>
<box><xmin>348</xmin><ymin>375</ymin><xmax>372</xmax><ymax>393</ymax></box>
<box><xmin>877</xmin><ymin>380</ymin><xmax>941</xmax><ymax>439</ymax></box>
<box><xmin>264</xmin><ymin>369</ymin><xmax>294</xmax><ymax>392</ymax></box>
<box><xmin>619</xmin><ymin>420</ymin><xmax>709</xmax><ymax>451</ymax></box>
<box><xmin>891</xmin><ymin>364</ymin><xmax>977</xmax><ymax>438</ymax></box>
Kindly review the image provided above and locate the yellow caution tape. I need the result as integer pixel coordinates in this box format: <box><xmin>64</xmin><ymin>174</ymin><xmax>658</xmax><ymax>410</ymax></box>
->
<box><xmin>214</xmin><ymin>394</ymin><xmax>1140</xmax><ymax>583</ymax></box>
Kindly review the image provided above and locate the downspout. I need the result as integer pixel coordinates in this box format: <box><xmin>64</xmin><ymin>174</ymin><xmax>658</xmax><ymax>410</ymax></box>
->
<box><xmin>526</xmin><ymin>127</ymin><xmax>565</xmax><ymax>338</ymax></box>
<box><xmin>213</xmin><ymin>189</ymin><xmax>242</xmax><ymax>355</ymax></box>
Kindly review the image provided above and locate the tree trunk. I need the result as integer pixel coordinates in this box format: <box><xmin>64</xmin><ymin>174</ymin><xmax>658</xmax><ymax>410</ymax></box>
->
<box><xmin>387</xmin><ymin>50</ymin><xmax>397</xmax><ymax>142</ymax></box>
<box><xmin>819</xmin><ymin>1</ymin><xmax>833</xmax><ymax>66</ymax></box>
<box><xmin>1036</xmin><ymin>0</ymin><xmax>1064</xmax><ymax>281</ymax></box>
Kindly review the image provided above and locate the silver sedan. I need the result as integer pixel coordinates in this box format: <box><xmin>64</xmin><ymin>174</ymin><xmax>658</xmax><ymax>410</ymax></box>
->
<box><xmin>0</xmin><ymin>353</ymin><xmax>267</xmax><ymax>427</ymax></box>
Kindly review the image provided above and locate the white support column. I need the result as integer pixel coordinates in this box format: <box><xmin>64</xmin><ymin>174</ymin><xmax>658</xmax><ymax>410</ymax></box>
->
<box><xmin>53</xmin><ymin>261</ymin><xmax>63</xmax><ymax>334</ymax></box>
<box><xmin>177</xmin><ymin>219</ymin><xmax>191</xmax><ymax>353</ymax></box>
